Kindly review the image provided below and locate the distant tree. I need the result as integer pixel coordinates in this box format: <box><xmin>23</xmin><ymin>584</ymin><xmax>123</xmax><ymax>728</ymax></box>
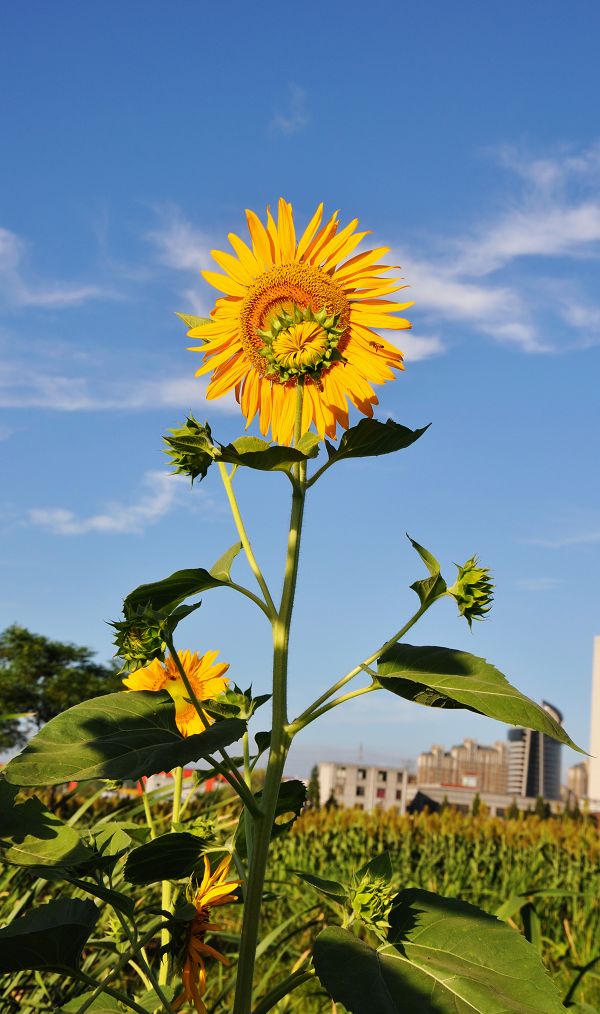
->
<box><xmin>324</xmin><ymin>791</ymin><xmax>338</xmax><ymax>811</ymax></box>
<box><xmin>307</xmin><ymin>765</ymin><xmax>321</xmax><ymax>809</ymax></box>
<box><xmin>0</xmin><ymin>624</ymin><xmax>121</xmax><ymax>750</ymax></box>
<box><xmin>440</xmin><ymin>794</ymin><xmax>450</xmax><ymax>812</ymax></box>
<box><xmin>534</xmin><ymin>795</ymin><xmax>551</xmax><ymax>820</ymax></box>
<box><xmin>506</xmin><ymin>798</ymin><xmax>520</xmax><ymax>820</ymax></box>
<box><xmin>471</xmin><ymin>792</ymin><xmax>481</xmax><ymax>817</ymax></box>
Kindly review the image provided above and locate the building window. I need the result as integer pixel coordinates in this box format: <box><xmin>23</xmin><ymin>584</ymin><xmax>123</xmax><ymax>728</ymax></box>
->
<box><xmin>377</xmin><ymin>770</ymin><xmax>387</xmax><ymax>782</ymax></box>
<box><xmin>356</xmin><ymin>786</ymin><xmax>365</xmax><ymax>797</ymax></box>
<box><xmin>395</xmin><ymin>789</ymin><xmax>403</xmax><ymax>800</ymax></box>
<box><xmin>376</xmin><ymin>787</ymin><xmax>386</xmax><ymax>799</ymax></box>
<box><xmin>336</xmin><ymin>766</ymin><xmax>346</xmax><ymax>779</ymax></box>
<box><xmin>397</xmin><ymin>771</ymin><xmax>404</xmax><ymax>782</ymax></box>
<box><xmin>357</xmin><ymin>768</ymin><xmax>366</xmax><ymax>780</ymax></box>
<box><xmin>355</xmin><ymin>803</ymin><xmax>364</xmax><ymax>810</ymax></box>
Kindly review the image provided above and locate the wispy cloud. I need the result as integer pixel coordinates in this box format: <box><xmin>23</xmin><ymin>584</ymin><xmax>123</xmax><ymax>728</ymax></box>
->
<box><xmin>398</xmin><ymin>333</ymin><xmax>445</xmax><ymax>362</ymax></box>
<box><xmin>269</xmin><ymin>84</ymin><xmax>308</xmax><ymax>137</ymax></box>
<box><xmin>28</xmin><ymin>470</ymin><xmax>189</xmax><ymax>535</ymax></box>
<box><xmin>515</xmin><ymin>577</ymin><xmax>562</xmax><ymax>591</ymax></box>
<box><xmin>147</xmin><ymin>208</ymin><xmax>212</xmax><ymax>272</ymax></box>
<box><xmin>0</xmin><ymin>357</ymin><xmax>238</xmax><ymax>414</ymax></box>
<box><xmin>401</xmin><ymin>143</ymin><xmax>600</xmax><ymax>354</ymax></box>
<box><xmin>525</xmin><ymin>531</ymin><xmax>600</xmax><ymax>549</ymax></box>
<box><xmin>0</xmin><ymin>227</ymin><xmax>109</xmax><ymax>309</ymax></box>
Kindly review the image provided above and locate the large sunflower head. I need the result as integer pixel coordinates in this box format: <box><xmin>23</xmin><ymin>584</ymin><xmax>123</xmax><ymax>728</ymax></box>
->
<box><xmin>174</xmin><ymin>855</ymin><xmax>240</xmax><ymax>1014</ymax></box>
<box><xmin>185</xmin><ymin>199</ymin><xmax>412</xmax><ymax>445</ymax></box>
<box><xmin>122</xmin><ymin>649</ymin><xmax>229</xmax><ymax>737</ymax></box>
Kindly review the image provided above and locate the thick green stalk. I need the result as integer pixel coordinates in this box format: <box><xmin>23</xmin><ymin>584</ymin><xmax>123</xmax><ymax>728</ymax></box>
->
<box><xmin>251</xmin><ymin>968</ymin><xmax>316</xmax><ymax>1014</ymax></box>
<box><xmin>232</xmin><ymin>382</ymin><xmax>306</xmax><ymax>1014</ymax></box>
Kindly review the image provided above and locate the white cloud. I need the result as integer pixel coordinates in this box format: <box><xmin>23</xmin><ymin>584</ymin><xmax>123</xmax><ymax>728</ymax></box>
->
<box><xmin>147</xmin><ymin>209</ymin><xmax>212</xmax><ymax>272</ymax></box>
<box><xmin>515</xmin><ymin>577</ymin><xmax>562</xmax><ymax>591</ymax></box>
<box><xmin>0</xmin><ymin>362</ymin><xmax>238</xmax><ymax>414</ymax></box>
<box><xmin>269</xmin><ymin>84</ymin><xmax>308</xmax><ymax>137</ymax></box>
<box><xmin>400</xmin><ymin>143</ymin><xmax>600</xmax><ymax>354</ymax></box>
<box><xmin>0</xmin><ymin>226</ymin><xmax>108</xmax><ymax>309</ymax></box>
<box><xmin>525</xmin><ymin>531</ymin><xmax>600</xmax><ymax>549</ymax></box>
<box><xmin>398</xmin><ymin>333</ymin><xmax>445</xmax><ymax>362</ymax></box>
<box><xmin>28</xmin><ymin>470</ymin><xmax>187</xmax><ymax>535</ymax></box>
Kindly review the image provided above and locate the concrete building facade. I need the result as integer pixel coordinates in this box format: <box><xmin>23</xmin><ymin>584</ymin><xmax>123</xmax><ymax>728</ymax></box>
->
<box><xmin>318</xmin><ymin>761</ymin><xmax>414</xmax><ymax>814</ymax></box>
<box><xmin>507</xmin><ymin>701</ymin><xmax>563</xmax><ymax>801</ymax></box>
<box><xmin>588</xmin><ymin>636</ymin><xmax>600</xmax><ymax>810</ymax></box>
<box><xmin>417</xmin><ymin>738</ymin><xmax>508</xmax><ymax>793</ymax></box>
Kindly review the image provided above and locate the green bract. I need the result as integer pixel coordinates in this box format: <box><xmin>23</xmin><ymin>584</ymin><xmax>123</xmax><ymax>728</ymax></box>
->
<box><xmin>448</xmin><ymin>555</ymin><xmax>494</xmax><ymax>626</ymax></box>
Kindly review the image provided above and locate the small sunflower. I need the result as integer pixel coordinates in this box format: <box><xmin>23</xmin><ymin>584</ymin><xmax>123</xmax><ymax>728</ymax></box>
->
<box><xmin>174</xmin><ymin>855</ymin><xmax>240</xmax><ymax>1014</ymax></box>
<box><xmin>185</xmin><ymin>199</ymin><xmax>412</xmax><ymax>444</ymax></box>
<box><xmin>122</xmin><ymin>649</ymin><xmax>229</xmax><ymax>737</ymax></box>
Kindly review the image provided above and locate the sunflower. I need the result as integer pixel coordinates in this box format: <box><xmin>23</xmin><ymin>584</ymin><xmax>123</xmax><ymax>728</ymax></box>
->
<box><xmin>185</xmin><ymin>199</ymin><xmax>412</xmax><ymax>444</ymax></box>
<box><xmin>174</xmin><ymin>855</ymin><xmax>241</xmax><ymax>1014</ymax></box>
<box><xmin>122</xmin><ymin>649</ymin><xmax>229</xmax><ymax>737</ymax></box>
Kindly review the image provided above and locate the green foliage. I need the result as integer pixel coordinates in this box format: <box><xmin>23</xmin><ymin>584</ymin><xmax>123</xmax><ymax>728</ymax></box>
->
<box><xmin>4</xmin><ymin>690</ymin><xmax>246</xmax><ymax>785</ymax></box>
<box><xmin>314</xmin><ymin>889</ymin><xmax>565</xmax><ymax>1012</ymax></box>
<box><xmin>0</xmin><ymin>779</ymin><xmax>92</xmax><ymax>867</ymax></box>
<box><xmin>124</xmin><ymin>831</ymin><xmax>211</xmax><ymax>884</ymax></box>
<box><xmin>377</xmin><ymin>644</ymin><xmax>581</xmax><ymax>749</ymax></box>
<box><xmin>307</xmin><ymin>764</ymin><xmax>321</xmax><ymax>809</ymax></box>
<box><xmin>324</xmin><ymin>417</ymin><xmax>429</xmax><ymax>464</ymax></box>
<box><xmin>448</xmin><ymin>555</ymin><xmax>494</xmax><ymax>627</ymax></box>
<box><xmin>0</xmin><ymin>899</ymin><xmax>99</xmax><ymax>973</ymax></box>
<box><xmin>407</xmin><ymin>536</ymin><xmax>448</xmax><ymax>607</ymax></box>
<box><xmin>0</xmin><ymin>625</ymin><xmax>120</xmax><ymax>750</ymax></box>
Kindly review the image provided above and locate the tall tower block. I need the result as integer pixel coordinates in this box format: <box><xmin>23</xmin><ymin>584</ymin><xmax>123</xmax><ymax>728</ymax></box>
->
<box><xmin>589</xmin><ymin>636</ymin><xmax>600</xmax><ymax>808</ymax></box>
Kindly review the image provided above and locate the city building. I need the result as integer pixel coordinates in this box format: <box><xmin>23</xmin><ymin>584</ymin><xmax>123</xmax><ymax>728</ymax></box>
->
<box><xmin>567</xmin><ymin>761</ymin><xmax>588</xmax><ymax>800</ymax></box>
<box><xmin>317</xmin><ymin>761</ymin><xmax>415</xmax><ymax>813</ymax></box>
<box><xmin>507</xmin><ymin>701</ymin><xmax>563</xmax><ymax>801</ymax></box>
<box><xmin>417</xmin><ymin>738</ymin><xmax>508</xmax><ymax>793</ymax></box>
<box><xmin>588</xmin><ymin>636</ymin><xmax>600</xmax><ymax>810</ymax></box>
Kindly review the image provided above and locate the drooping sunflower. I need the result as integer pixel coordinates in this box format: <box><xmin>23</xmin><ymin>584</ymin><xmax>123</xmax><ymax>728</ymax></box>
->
<box><xmin>185</xmin><ymin>199</ymin><xmax>412</xmax><ymax>444</ymax></box>
<box><xmin>122</xmin><ymin>649</ymin><xmax>229</xmax><ymax>737</ymax></box>
<box><xmin>174</xmin><ymin>855</ymin><xmax>240</xmax><ymax>1014</ymax></box>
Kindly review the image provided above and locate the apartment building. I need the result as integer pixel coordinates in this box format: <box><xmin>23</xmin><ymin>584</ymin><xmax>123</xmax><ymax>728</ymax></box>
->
<box><xmin>318</xmin><ymin>761</ymin><xmax>414</xmax><ymax>813</ymax></box>
<box><xmin>417</xmin><ymin>738</ymin><xmax>508</xmax><ymax>794</ymax></box>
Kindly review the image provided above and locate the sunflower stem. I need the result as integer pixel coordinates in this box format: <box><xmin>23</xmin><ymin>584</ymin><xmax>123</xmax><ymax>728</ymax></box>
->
<box><xmin>290</xmin><ymin>683</ymin><xmax>379</xmax><ymax>733</ymax></box>
<box><xmin>232</xmin><ymin>381</ymin><xmax>306</xmax><ymax>1014</ymax></box>
<box><xmin>251</xmin><ymin>967</ymin><xmax>316</xmax><ymax>1014</ymax></box>
<box><xmin>292</xmin><ymin>600</ymin><xmax>430</xmax><ymax>726</ymax></box>
<box><xmin>159</xmin><ymin>764</ymin><xmax>183</xmax><ymax>986</ymax></box>
<box><xmin>139</xmin><ymin>778</ymin><xmax>157</xmax><ymax>839</ymax></box>
<box><xmin>218</xmin><ymin>461</ymin><xmax>277</xmax><ymax>618</ymax></box>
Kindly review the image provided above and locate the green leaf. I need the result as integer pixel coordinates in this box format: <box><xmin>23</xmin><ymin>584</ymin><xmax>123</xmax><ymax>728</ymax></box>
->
<box><xmin>124</xmin><ymin>831</ymin><xmax>209</xmax><ymax>884</ymax></box>
<box><xmin>325</xmin><ymin>418</ymin><xmax>429</xmax><ymax>463</ymax></box>
<box><xmin>209</xmin><ymin>541</ymin><xmax>242</xmax><ymax>582</ymax></box>
<box><xmin>124</xmin><ymin>567</ymin><xmax>229</xmax><ymax>616</ymax></box>
<box><xmin>0</xmin><ymin>899</ymin><xmax>99</xmax><ymax>973</ymax></box>
<box><xmin>377</xmin><ymin>644</ymin><xmax>582</xmax><ymax>750</ymax></box>
<box><xmin>218</xmin><ymin>435</ymin><xmax>319</xmax><ymax>473</ymax></box>
<box><xmin>407</xmin><ymin>535</ymin><xmax>447</xmax><ymax>607</ymax></box>
<box><xmin>60</xmin><ymin>993</ymin><xmax>126</xmax><ymax>1012</ymax></box>
<box><xmin>314</xmin><ymin>888</ymin><xmax>565</xmax><ymax>1013</ymax></box>
<box><xmin>237</xmin><ymin>779</ymin><xmax>307</xmax><ymax>858</ymax></box>
<box><xmin>4</xmin><ymin>691</ymin><xmax>246</xmax><ymax>786</ymax></box>
<box><xmin>134</xmin><ymin>986</ymin><xmax>178</xmax><ymax>1013</ymax></box>
<box><xmin>177</xmin><ymin>313</ymin><xmax>213</xmax><ymax>331</ymax></box>
<box><xmin>0</xmin><ymin>779</ymin><xmax>92</xmax><ymax>868</ymax></box>
<box><xmin>293</xmin><ymin>871</ymin><xmax>347</xmax><ymax>904</ymax></box>
<box><xmin>355</xmin><ymin>850</ymin><xmax>393</xmax><ymax>884</ymax></box>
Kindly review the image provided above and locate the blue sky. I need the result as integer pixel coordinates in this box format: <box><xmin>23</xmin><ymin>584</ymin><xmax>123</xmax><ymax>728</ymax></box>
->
<box><xmin>1</xmin><ymin>1</ymin><xmax>599</xmax><ymax>777</ymax></box>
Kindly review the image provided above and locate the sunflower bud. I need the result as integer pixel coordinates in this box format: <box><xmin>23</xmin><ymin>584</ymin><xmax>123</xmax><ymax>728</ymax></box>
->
<box><xmin>163</xmin><ymin>414</ymin><xmax>216</xmax><ymax>484</ymax></box>
<box><xmin>448</xmin><ymin>556</ymin><xmax>494</xmax><ymax>627</ymax></box>
<box><xmin>110</xmin><ymin>603</ymin><xmax>169</xmax><ymax>672</ymax></box>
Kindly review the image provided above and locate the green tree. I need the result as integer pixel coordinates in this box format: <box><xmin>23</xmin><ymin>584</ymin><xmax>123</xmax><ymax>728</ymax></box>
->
<box><xmin>506</xmin><ymin>797</ymin><xmax>520</xmax><ymax>820</ymax></box>
<box><xmin>534</xmin><ymin>795</ymin><xmax>551</xmax><ymax>820</ymax></box>
<box><xmin>307</xmin><ymin>764</ymin><xmax>321</xmax><ymax>809</ymax></box>
<box><xmin>0</xmin><ymin>624</ymin><xmax>120</xmax><ymax>750</ymax></box>
<box><xmin>471</xmin><ymin>792</ymin><xmax>481</xmax><ymax>817</ymax></box>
